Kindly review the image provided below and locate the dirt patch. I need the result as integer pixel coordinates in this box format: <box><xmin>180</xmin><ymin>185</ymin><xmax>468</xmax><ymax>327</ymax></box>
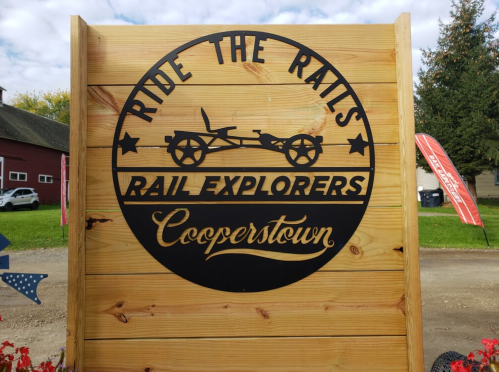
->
<box><xmin>1</xmin><ymin>247</ymin><xmax>498</xmax><ymax>371</ymax></box>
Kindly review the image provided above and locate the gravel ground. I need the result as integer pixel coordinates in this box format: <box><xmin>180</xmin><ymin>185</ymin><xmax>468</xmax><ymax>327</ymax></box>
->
<box><xmin>0</xmin><ymin>247</ymin><xmax>498</xmax><ymax>371</ymax></box>
<box><xmin>421</xmin><ymin>248</ymin><xmax>499</xmax><ymax>371</ymax></box>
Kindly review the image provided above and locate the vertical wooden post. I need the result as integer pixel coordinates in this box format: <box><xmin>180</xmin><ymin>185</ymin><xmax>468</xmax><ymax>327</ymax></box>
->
<box><xmin>67</xmin><ymin>15</ymin><xmax>87</xmax><ymax>372</ymax></box>
<box><xmin>395</xmin><ymin>13</ymin><xmax>424</xmax><ymax>372</ymax></box>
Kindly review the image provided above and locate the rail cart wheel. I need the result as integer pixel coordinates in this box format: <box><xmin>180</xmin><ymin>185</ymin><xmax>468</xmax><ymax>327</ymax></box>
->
<box><xmin>283</xmin><ymin>134</ymin><xmax>321</xmax><ymax>167</ymax></box>
<box><xmin>170</xmin><ymin>135</ymin><xmax>207</xmax><ymax>168</ymax></box>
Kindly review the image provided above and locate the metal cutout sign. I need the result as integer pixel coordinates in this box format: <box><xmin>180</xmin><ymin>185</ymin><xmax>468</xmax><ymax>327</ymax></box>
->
<box><xmin>112</xmin><ymin>31</ymin><xmax>375</xmax><ymax>292</ymax></box>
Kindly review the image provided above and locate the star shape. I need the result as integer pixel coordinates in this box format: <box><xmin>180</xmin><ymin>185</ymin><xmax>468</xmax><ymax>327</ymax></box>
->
<box><xmin>178</xmin><ymin>138</ymin><xmax>204</xmax><ymax>164</ymax></box>
<box><xmin>292</xmin><ymin>141</ymin><xmax>315</xmax><ymax>162</ymax></box>
<box><xmin>118</xmin><ymin>132</ymin><xmax>140</xmax><ymax>155</ymax></box>
<box><xmin>348</xmin><ymin>133</ymin><xmax>369</xmax><ymax>156</ymax></box>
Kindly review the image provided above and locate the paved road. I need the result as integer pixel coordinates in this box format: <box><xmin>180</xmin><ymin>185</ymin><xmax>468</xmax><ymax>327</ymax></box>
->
<box><xmin>1</xmin><ymin>248</ymin><xmax>498</xmax><ymax>371</ymax></box>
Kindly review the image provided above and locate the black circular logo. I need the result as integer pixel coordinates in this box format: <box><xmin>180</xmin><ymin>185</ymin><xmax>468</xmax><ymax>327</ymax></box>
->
<box><xmin>112</xmin><ymin>31</ymin><xmax>375</xmax><ymax>292</ymax></box>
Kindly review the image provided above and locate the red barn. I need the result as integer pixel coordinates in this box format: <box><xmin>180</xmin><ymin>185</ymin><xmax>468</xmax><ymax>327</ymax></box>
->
<box><xmin>0</xmin><ymin>94</ymin><xmax>69</xmax><ymax>205</ymax></box>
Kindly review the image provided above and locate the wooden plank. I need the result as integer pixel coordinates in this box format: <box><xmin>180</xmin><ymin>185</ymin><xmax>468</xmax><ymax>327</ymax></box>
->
<box><xmin>67</xmin><ymin>15</ymin><xmax>87</xmax><ymax>372</ymax></box>
<box><xmin>395</xmin><ymin>13</ymin><xmax>424</xmax><ymax>372</ymax></box>
<box><xmin>87</xmin><ymin>24</ymin><xmax>396</xmax><ymax>85</ymax></box>
<box><xmin>87</xmin><ymin>145</ymin><xmax>400</xmax><ymax>210</ymax></box>
<box><xmin>86</xmin><ymin>207</ymin><xmax>404</xmax><ymax>274</ymax></box>
<box><xmin>85</xmin><ymin>271</ymin><xmax>405</xmax><ymax>339</ymax></box>
<box><xmin>85</xmin><ymin>337</ymin><xmax>408</xmax><ymax>372</ymax></box>
<box><xmin>116</xmin><ymin>144</ymin><xmax>370</xmax><ymax>169</ymax></box>
<box><xmin>87</xmin><ymin>84</ymin><xmax>398</xmax><ymax>147</ymax></box>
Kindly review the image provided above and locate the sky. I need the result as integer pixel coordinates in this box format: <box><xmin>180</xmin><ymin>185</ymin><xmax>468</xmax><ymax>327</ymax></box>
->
<box><xmin>1</xmin><ymin>0</ymin><xmax>499</xmax><ymax>101</ymax></box>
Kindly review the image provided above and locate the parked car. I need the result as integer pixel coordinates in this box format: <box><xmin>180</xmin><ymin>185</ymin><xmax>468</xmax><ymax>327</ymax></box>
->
<box><xmin>0</xmin><ymin>187</ymin><xmax>40</xmax><ymax>211</ymax></box>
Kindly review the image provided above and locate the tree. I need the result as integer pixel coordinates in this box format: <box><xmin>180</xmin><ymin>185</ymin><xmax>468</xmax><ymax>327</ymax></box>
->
<box><xmin>415</xmin><ymin>0</ymin><xmax>499</xmax><ymax>202</ymax></box>
<box><xmin>10</xmin><ymin>90</ymin><xmax>70</xmax><ymax>125</ymax></box>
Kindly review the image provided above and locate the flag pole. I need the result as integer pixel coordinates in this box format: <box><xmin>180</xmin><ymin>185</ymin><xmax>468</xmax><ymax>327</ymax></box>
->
<box><xmin>482</xmin><ymin>228</ymin><xmax>490</xmax><ymax>248</ymax></box>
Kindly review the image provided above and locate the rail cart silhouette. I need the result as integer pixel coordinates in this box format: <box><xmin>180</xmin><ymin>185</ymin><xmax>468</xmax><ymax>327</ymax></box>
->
<box><xmin>164</xmin><ymin>108</ymin><xmax>323</xmax><ymax>168</ymax></box>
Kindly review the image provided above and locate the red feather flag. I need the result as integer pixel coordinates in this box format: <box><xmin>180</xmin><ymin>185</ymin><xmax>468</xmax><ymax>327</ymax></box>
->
<box><xmin>415</xmin><ymin>133</ymin><xmax>484</xmax><ymax>229</ymax></box>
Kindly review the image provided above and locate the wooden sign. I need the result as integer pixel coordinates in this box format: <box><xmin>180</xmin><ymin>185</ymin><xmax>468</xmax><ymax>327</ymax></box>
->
<box><xmin>68</xmin><ymin>14</ymin><xmax>423</xmax><ymax>371</ymax></box>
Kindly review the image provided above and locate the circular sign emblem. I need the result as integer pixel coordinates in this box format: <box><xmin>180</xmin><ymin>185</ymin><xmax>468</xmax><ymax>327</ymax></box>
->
<box><xmin>112</xmin><ymin>31</ymin><xmax>375</xmax><ymax>292</ymax></box>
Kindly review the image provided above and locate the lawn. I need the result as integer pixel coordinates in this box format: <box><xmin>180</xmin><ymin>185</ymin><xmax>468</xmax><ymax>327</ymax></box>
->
<box><xmin>0</xmin><ymin>204</ymin><xmax>68</xmax><ymax>250</ymax></box>
<box><xmin>418</xmin><ymin>198</ymin><xmax>499</xmax><ymax>248</ymax></box>
<box><xmin>0</xmin><ymin>200</ymin><xmax>498</xmax><ymax>250</ymax></box>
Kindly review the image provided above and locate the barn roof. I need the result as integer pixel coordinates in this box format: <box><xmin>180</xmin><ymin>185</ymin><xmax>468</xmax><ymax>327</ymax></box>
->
<box><xmin>0</xmin><ymin>104</ymin><xmax>69</xmax><ymax>152</ymax></box>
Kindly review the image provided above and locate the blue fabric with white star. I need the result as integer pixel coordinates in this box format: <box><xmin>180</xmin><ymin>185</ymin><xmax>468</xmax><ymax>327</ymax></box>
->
<box><xmin>1</xmin><ymin>272</ymin><xmax>48</xmax><ymax>304</ymax></box>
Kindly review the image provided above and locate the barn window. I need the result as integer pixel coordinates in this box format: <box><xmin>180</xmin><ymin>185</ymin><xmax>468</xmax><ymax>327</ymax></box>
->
<box><xmin>39</xmin><ymin>174</ymin><xmax>53</xmax><ymax>183</ymax></box>
<box><xmin>9</xmin><ymin>172</ymin><xmax>27</xmax><ymax>181</ymax></box>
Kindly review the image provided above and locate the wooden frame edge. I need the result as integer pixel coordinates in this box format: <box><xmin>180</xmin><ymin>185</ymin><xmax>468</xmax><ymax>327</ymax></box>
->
<box><xmin>395</xmin><ymin>13</ymin><xmax>424</xmax><ymax>372</ymax></box>
<box><xmin>67</xmin><ymin>15</ymin><xmax>87</xmax><ymax>372</ymax></box>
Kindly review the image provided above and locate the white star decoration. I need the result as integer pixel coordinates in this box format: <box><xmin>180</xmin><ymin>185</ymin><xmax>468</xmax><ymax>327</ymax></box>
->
<box><xmin>1</xmin><ymin>272</ymin><xmax>48</xmax><ymax>304</ymax></box>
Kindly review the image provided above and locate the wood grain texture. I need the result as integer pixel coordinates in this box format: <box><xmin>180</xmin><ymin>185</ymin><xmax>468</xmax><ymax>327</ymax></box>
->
<box><xmin>87</xmin><ymin>84</ymin><xmax>398</xmax><ymax>147</ymax></box>
<box><xmin>87</xmin><ymin>24</ymin><xmax>396</xmax><ymax>85</ymax></box>
<box><xmin>87</xmin><ymin>145</ymin><xmax>400</xmax><ymax>210</ymax></box>
<box><xmin>85</xmin><ymin>207</ymin><xmax>404</xmax><ymax>274</ymax></box>
<box><xmin>395</xmin><ymin>13</ymin><xmax>424</xmax><ymax>372</ymax></box>
<box><xmin>85</xmin><ymin>271</ymin><xmax>405</xmax><ymax>339</ymax></box>
<box><xmin>85</xmin><ymin>336</ymin><xmax>408</xmax><ymax>372</ymax></box>
<box><xmin>67</xmin><ymin>15</ymin><xmax>87</xmax><ymax>372</ymax></box>
<box><xmin>76</xmin><ymin>20</ymin><xmax>419</xmax><ymax>372</ymax></box>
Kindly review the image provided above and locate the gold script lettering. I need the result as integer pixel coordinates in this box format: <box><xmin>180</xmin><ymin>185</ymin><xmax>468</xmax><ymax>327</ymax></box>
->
<box><xmin>152</xmin><ymin>209</ymin><xmax>335</xmax><ymax>261</ymax></box>
<box><xmin>152</xmin><ymin>208</ymin><xmax>190</xmax><ymax>247</ymax></box>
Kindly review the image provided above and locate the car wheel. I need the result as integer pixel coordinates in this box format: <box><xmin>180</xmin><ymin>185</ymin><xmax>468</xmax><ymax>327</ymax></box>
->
<box><xmin>4</xmin><ymin>203</ymin><xmax>13</xmax><ymax>212</ymax></box>
<box><xmin>31</xmin><ymin>201</ymin><xmax>39</xmax><ymax>210</ymax></box>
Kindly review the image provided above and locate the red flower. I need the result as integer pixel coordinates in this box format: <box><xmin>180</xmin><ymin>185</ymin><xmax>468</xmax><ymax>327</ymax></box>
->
<box><xmin>38</xmin><ymin>360</ymin><xmax>56</xmax><ymax>372</ymax></box>
<box><xmin>468</xmin><ymin>352</ymin><xmax>475</xmax><ymax>361</ymax></box>
<box><xmin>16</xmin><ymin>353</ymin><xmax>31</xmax><ymax>369</ymax></box>
<box><xmin>0</xmin><ymin>360</ymin><xmax>13</xmax><ymax>372</ymax></box>
<box><xmin>481</xmin><ymin>338</ymin><xmax>499</xmax><ymax>351</ymax></box>
<box><xmin>451</xmin><ymin>360</ymin><xmax>463</xmax><ymax>371</ymax></box>
<box><xmin>17</xmin><ymin>346</ymin><xmax>29</xmax><ymax>356</ymax></box>
<box><xmin>450</xmin><ymin>360</ymin><xmax>473</xmax><ymax>372</ymax></box>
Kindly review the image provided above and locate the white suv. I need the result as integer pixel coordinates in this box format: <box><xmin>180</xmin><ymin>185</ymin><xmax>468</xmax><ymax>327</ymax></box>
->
<box><xmin>0</xmin><ymin>187</ymin><xmax>40</xmax><ymax>211</ymax></box>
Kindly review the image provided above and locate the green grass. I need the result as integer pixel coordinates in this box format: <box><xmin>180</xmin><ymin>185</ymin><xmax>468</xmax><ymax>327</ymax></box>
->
<box><xmin>0</xmin><ymin>204</ymin><xmax>68</xmax><ymax>250</ymax></box>
<box><xmin>419</xmin><ymin>199</ymin><xmax>499</xmax><ymax>248</ymax></box>
<box><xmin>418</xmin><ymin>198</ymin><xmax>499</xmax><ymax>216</ymax></box>
<box><xmin>1</xmin><ymin>199</ymin><xmax>498</xmax><ymax>250</ymax></box>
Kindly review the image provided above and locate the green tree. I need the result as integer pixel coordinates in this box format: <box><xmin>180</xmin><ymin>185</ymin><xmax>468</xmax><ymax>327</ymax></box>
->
<box><xmin>11</xmin><ymin>90</ymin><xmax>70</xmax><ymax>125</ymax></box>
<box><xmin>415</xmin><ymin>0</ymin><xmax>499</xmax><ymax>202</ymax></box>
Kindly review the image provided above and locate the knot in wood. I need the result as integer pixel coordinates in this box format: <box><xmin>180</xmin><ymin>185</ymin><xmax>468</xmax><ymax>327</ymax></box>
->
<box><xmin>398</xmin><ymin>295</ymin><xmax>406</xmax><ymax>316</ymax></box>
<box><xmin>350</xmin><ymin>245</ymin><xmax>360</xmax><ymax>255</ymax></box>
<box><xmin>255</xmin><ymin>307</ymin><xmax>270</xmax><ymax>319</ymax></box>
